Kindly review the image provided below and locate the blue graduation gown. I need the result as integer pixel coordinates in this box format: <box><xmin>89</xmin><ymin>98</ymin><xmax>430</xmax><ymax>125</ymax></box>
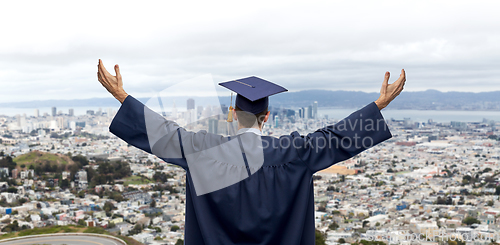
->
<box><xmin>109</xmin><ymin>96</ymin><xmax>392</xmax><ymax>245</ymax></box>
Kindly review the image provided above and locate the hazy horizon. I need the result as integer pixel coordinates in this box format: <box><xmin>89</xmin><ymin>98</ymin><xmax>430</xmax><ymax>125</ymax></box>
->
<box><xmin>2</xmin><ymin>88</ymin><xmax>500</xmax><ymax>105</ymax></box>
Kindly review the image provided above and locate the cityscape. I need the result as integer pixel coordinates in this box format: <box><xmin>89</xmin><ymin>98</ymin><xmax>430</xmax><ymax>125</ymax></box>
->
<box><xmin>0</xmin><ymin>97</ymin><xmax>499</xmax><ymax>245</ymax></box>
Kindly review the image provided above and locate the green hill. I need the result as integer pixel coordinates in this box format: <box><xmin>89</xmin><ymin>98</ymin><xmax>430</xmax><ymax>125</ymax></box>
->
<box><xmin>13</xmin><ymin>151</ymin><xmax>74</xmax><ymax>169</ymax></box>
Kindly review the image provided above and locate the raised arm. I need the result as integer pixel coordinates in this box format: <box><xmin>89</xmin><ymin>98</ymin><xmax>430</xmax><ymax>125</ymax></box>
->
<box><xmin>294</xmin><ymin>70</ymin><xmax>406</xmax><ymax>172</ymax></box>
<box><xmin>97</xmin><ymin>60</ymin><xmax>231</xmax><ymax>174</ymax></box>
<box><xmin>96</xmin><ymin>60</ymin><xmax>186</xmax><ymax>168</ymax></box>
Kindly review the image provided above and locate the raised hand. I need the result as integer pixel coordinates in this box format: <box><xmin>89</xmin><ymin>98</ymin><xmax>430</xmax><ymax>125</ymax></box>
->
<box><xmin>375</xmin><ymin>69</ymin><xmax>406</xmax><ymax>110</ymax></box>
<box><xmin>97</xmin><ymin>59</ymin><xmax>128</xmax><ymax>103</ymax></box>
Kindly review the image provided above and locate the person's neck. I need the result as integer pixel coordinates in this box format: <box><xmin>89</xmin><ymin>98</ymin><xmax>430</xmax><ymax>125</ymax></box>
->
<box><xmin>237</xmin><ymin>125</ymin><xmax>262</xmax><ymax>132</ymax></box>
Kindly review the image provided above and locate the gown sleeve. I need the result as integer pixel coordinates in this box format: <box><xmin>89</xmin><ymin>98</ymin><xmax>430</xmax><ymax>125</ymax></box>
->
<box><xmin>292</xmin><ymin>102</ymin><xmax>392</xmax><ymax>173</ymax></box>
<box><xmin>109</xmin><ymin>95</ymin><xmax>188</xmax><ymax>169</ymax></box>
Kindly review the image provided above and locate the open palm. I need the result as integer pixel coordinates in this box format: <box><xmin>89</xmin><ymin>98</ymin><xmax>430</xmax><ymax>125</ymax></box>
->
<box><xmin>97</xmin><ymin>59</ymin><xmax>128</xmax><ymax>103</ymax></box>
<box><xmin>375</xmin><ymin>69</ymin><xmax>406</xmax><ymax>110</ymax></box>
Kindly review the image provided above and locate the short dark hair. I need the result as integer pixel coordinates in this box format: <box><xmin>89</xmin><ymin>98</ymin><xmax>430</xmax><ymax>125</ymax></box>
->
<box><xmin>234</xmin><ymin>106</ymin><xmax>269</xmax><ymax>128</ymax></box>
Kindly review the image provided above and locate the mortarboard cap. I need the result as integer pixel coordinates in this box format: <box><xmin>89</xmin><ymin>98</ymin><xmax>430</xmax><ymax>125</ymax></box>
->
<box><xmin>219</xmin><ymin>76</ymin><xmax>288</xmax><ymax>114</ymax></box>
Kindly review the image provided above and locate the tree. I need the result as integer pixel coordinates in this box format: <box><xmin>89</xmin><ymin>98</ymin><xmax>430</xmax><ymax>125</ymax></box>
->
<box><xmin>175</xmin><ymin>239</ymin><xmax>184</xmax><ymax>245</ymax></box>
<box><xmin>71</xmin><ymin>155</ymin><xmax>89</xmax><ymax>167</ymax></box>
<box><xmin>77</xmin><ymin>190</ymin><xmax>85</xmax><ymax>198</ymax></box>
<box><xmin>338</xmin><ymin>238</ymin><xmax>346</xmax><ymax>244</ymax></box>
<box><xmin>150</xmin><ymin>199</ymin><xmax>156</xmax><ymax>208</ymax></box>
<box><xmin>20</xmin><ymin>164</ymin><xmax>26</xmax><ymax>169</ymax></box>
<box><xmin>463</xmin><ymin>216</ymin><xmax>480</xmax><ymax>225</ymax></box>
<box><xmin>315</xmin><ymin>229</ymin><xmax>326</xmax><ymax>245</ymax></box>
<box><xmin>78</xmin><ymin>219</ymin><xmax>86</xmax><ymax>226</ymax></box>
<box><xmin>171</xmin><ymin>225</ymin><xmax>180</xmax><ymax>232</ymax></box>
<box><xmin>329</xmin><ymin>222</ymin><xmax>339</xmax><ymax>230</ymax></box>
<box><xmin>129</xmin><ymin>224</ymin><xmax>143</xmax><ymax>235</ymax></box>
<box><xmin>103</xmin><ymin>201</ymin><xmax>116</xmax><ymax>213</ymax></box>
<box><xmin>60</xmin><ymin>179</ymin><xmax>69</xmax><ymax>189</ymax></box>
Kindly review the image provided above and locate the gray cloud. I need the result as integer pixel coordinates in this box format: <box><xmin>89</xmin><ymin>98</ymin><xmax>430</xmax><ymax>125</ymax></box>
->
<box><xmin>0</xmin><ymin>0</ymin><xmax>499</xmax><ymax>103</ymax></box>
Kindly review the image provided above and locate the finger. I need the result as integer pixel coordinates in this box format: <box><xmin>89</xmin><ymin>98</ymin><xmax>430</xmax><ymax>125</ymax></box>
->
<box><xmin>399</xmin><ymin>69</ymin><xmax>406</xmax><ymax>82</ymax></box>
<box><xmin>394</xmin><ymin>69</ymin><xmax>406</xmax><ymax>88</ymax></box>
<box><xmin>97</xmin><ymin>71</ymin><xmax>105</xmax><ymax>85</ymax></box>
<box><xmin>114</xmin><ymin>64</ymin><xmax>121</xmax><ymax>78</ymax></box>
<box><xmin>381</xmin><ymin>71</ymin><xmax>390</xmax><ymax>94</ymax></box>
<box><xmin>98</xmin><ymin>59</ymin><xmax>112</xmax><ymax>77</ymax></box>
<box><xmin>98</xmin><ymin>70</ymin><xmax>108</xmax><ymax>86</ymax></box>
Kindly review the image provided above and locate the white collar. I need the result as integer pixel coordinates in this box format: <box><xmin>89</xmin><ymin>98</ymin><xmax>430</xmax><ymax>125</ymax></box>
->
<box><xmin>236</xmin><ymin>128</ymin><xmax>262</xmax><ymax>136</ymax></box>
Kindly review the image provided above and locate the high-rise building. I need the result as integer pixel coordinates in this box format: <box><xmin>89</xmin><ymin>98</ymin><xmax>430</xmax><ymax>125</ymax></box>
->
<box><xmin>19</xmin><ymin>114</ymin><xmax>27</xmax><ymax>130</ymax></box>
<box><xmin>57</xmin><ymin>117</ymin><xmax>65</xmax><ymax>129</ymax></box>
<box><xmin>274</xmin><ymin>115</ymin><xmax>279</xmax><ymax>128</ymax></box>
<box><xmin>187</xmin><ymin>98</ymin><xmax>195</xmax><ymax>110</ymax></box>
<box><xmin>34</xmin><ymin>109</ymin><xmax>39</xmax><ymax>118</ymax></box>
<box><xmin>313</xmin><ymin>101</ymin><xmax>318</xmax><ymax>119</ymax></box>
<box><xmin>208</xmin><ymin>119</ymin><xmax>218</xmax><ymax>134</ymax></box>
<box><xmin>75</xmin><ymin>121</ymin><xmax>86</xmax><ymax>128</ymax></box>
<box><xmin>298</xmin><ymin>108</ymin><xmax>304</xmax><ymax>119</ymax></box>
<box><xmin>51</xmin><ymin>107</ymin><xmax>57</xmax><ymax>117</ymax></box>
<box><xmin>197</xmin><ymin>105</ymin><xmax>203</xmax><ymax>118</ymax></box>
<box><xmin>70</xmin><ymin>121</ymin><xmax>76</xmax><ymax>131</ymax></box>
<box><xmin>172</xmin><ymin>101</ymin><xmax>178</xmax><ymax>119</ymax></box>
<box><xmin>68</xmin><ymin>108</ymin><xmax>74</xmax><ymax>116</ymax></box>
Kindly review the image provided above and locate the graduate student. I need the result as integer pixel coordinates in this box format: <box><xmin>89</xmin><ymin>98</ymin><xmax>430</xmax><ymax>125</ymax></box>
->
<box><xmin>97</xmin><ymin>59</ymin><xmax>405</xmax><ymax>245</ymax></box>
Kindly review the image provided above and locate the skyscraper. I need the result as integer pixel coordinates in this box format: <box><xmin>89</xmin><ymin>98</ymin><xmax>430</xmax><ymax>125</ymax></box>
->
<box><xmin>187</xmin><ymin>98</ymin><xmax>195</xmax><ymax>110</ymax></box>
<box><xmin>299</xmin><ymin>108</ymin><xmax>304</xmax><ymax>119</ymax></box>
<box><xmin>51</xmin><ymin>107</ymin><xmax>57</xmax><ymax>117</ymax></box>
<box><xmin>208</xmin><ymin>119</ymin><xmax>218</xmax><ymax>134</ymax></box>
<box><xmin>68</xmin><ymin>109</ymin><xmax>74</xmax><ymax>117</ymax></box>
<box><xmin>313</xmin><ymin>101</ymin><xmax>318</xmax><ymax>119</ymax></box>
<box><xmin>34</xmin><ymin>109</ymin><xmax>39</xmax><ymax>118</ymax></box>
<box><xmin>107</xmin><ymin>108</ymin><xmax>114</xmax><ymax>118</ymax></box>
<box><xmin>172</xmin><ymin>101</ymin><xmax>178</xmax><ymax>119</ymax></box>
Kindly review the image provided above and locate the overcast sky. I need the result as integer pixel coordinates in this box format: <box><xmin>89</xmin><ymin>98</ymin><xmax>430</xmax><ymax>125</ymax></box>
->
<box><xmin>0</xmin><ymin>0</ymin><xmax>499</xmax><ymax>103</ymax></box>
